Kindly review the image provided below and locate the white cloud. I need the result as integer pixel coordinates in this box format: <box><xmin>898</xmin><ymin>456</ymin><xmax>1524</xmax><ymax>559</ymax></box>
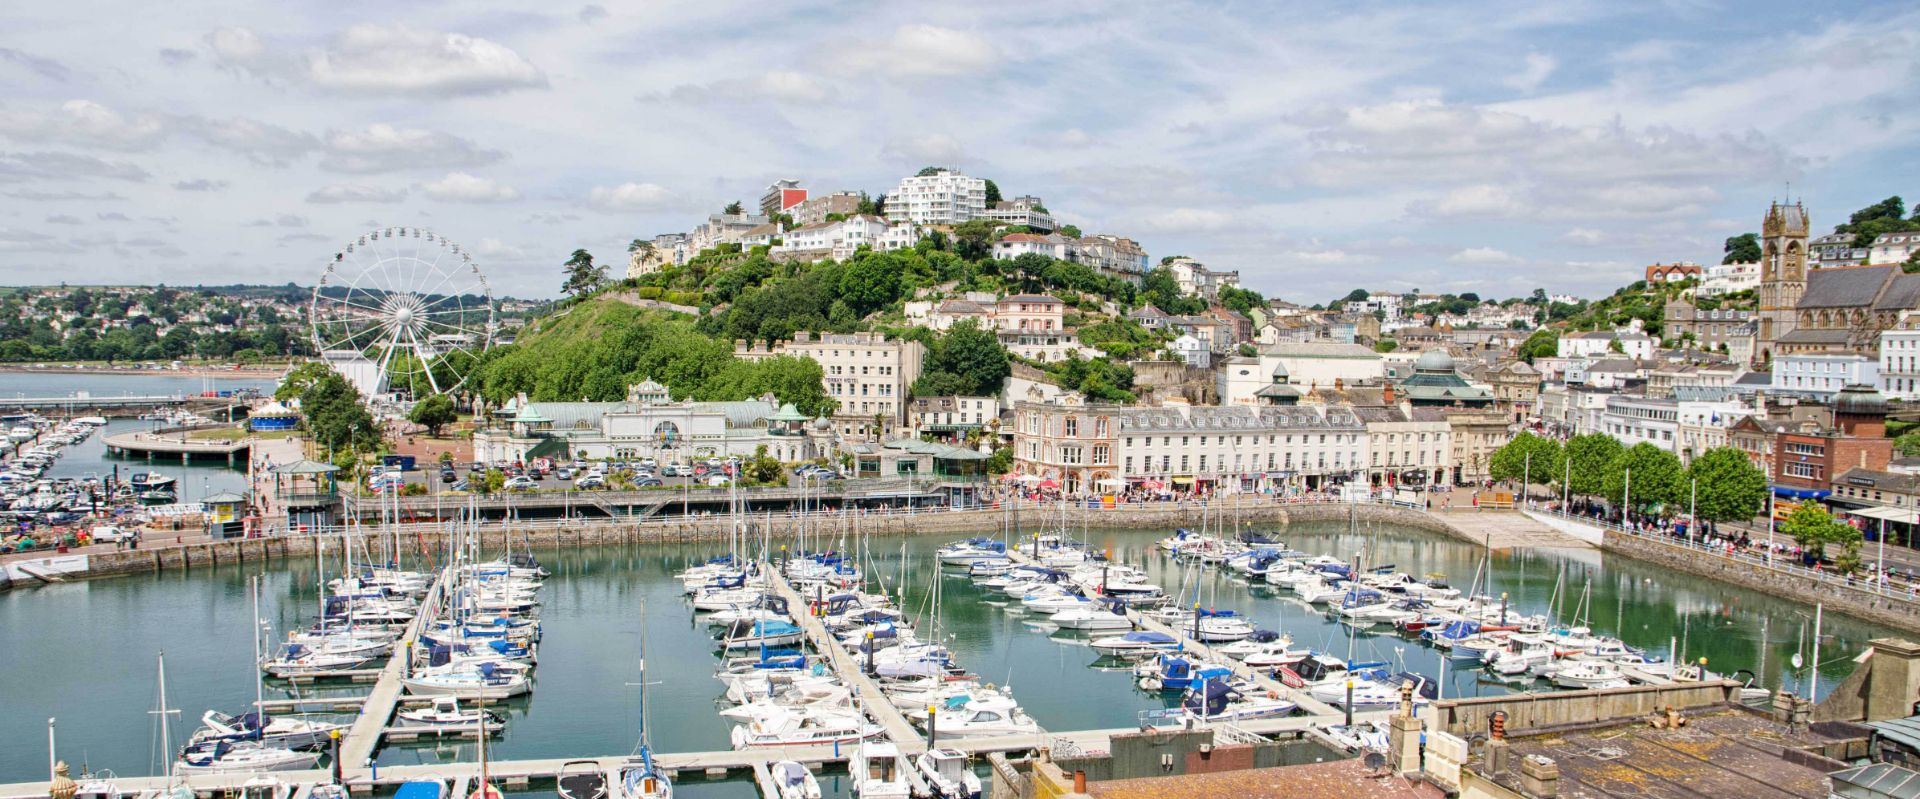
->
<box><xmin>586</xmin><ymin>182</ymin><xmax>677</xmax><ymax>212</ymax></box>
<box><xmin>475</xmin><ymin>237</ymin><xmax>527</xmax><ymax>259</ymax></box>
<box><xmin>1503</xmin><ymin>52</ymin><xmax>1556</xmax><ymax>92</ymax></box>
<box><xmin>4</xmin><ymin>189</ymin><xmax>125</xmax><ymax>201</ymax></box>
<box><xmin>206</xmin><ymin>27</ymin><xmax>265</xmax><ymax>66</ymax></box>
<box><xmin>1449</xmin><ymin>247</ymin><xmax>1522</xmax><ymax>264</ymax></box>
<box><xmin>1418</xmin><ymin>184</ymin><xmax>1526</xmax><ymax>218</ymax></box>
<box><xmin>1561</xmin><ymin>227</ymin><xmax>1605</xmax><ymax>245</ymax></box>
<box><xmin>880</xmin><ymin>134</ymin><xmax>969</xmax><ymax>166</ymax></box>
<box><xmin>0</xmin><ymin>150</ymin><xmax>149</xmax><ymax>182</ymax></box>
<box><xmin>305</xmin><ymin>25</ymin><xmax>548</xmax><ymax>96</ymax></box>
<box><xmin>0</xmin><ymin>228</ymin><xmax>81</xmax><ymax>253</ymax></box>
<box><xmin>1134</xmin><ymin>207</ymin><xmax>1236</xmax><ymax>233</ymax></box>
<box><xmin>97</xmin><ymin>211</ymin><xmax>131</xmax><ymax>222</ymax></box>
<box><xmin>0</xmin><ymin>100</ymin><xmax>167</xmax><ymax>150</ymax></box>
<box><xmin>45</xmin><ymin>214</ymin><xmax>82</xmax><ymax>225</ymax></box>
<box><xmin>319</xmin><ymin>123</ymin><xmax>506</xmax><ymax>173</ymax></box>
<box><xmin>659</xmin><ymin>70</ymin><xmax>836</xmax><ymax>105</ymax></box>
<box><xmin>833</xmin><ymin>25</ymin><xmax>994</xmax><ymax>78</ymax></box>
<box><xmin>306</xmin><ymin>183</ymin><xmax>407</xmax><ymax>203</ymax></box>
<box><xmin>1282</xmin><ymin>248</ymin><xmax>1376</xmax><ymax>265</ymax></box>
<box><xmin>172</xmin><ymin>178</ymin><xmax>227</xmax><ymax>191</ymax></box>
<box><xmin>422</xmin><ymin>172</ymin><xmax>519</xmax><ymax>203</ymax></box>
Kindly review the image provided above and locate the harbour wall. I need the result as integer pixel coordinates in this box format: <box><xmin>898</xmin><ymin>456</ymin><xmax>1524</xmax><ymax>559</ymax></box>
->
<box><xmin>8</xmin><ymin>501</ymin><xmax>1470</xmax><ymax>584</ymax></box>
<box><xmin>1524</xmin><ymin>510</ymin><xmax>1920</xmax><ymax>632</ymax></box>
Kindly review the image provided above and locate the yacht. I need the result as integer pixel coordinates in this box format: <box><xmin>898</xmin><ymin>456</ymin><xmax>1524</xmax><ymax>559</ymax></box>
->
<box><xmin>849</xmin><ymin>740</ymin><xmax>913</xmax><ymax>799</ymax></box>
<box><xmin>913</xmin><ymin>749</ymin><xmax>982</xmax><ymax>799</ymax></box>
<box><xmin>768</xmin><ymin>761</ymin><xmax>821</xmax><ymax>799</ymax></box>
<box><xmin>1088</xmin><ymin>630</ymin><xmax>1179</xmax><ymax>658</ymax></box>
<box><xmin>176</xmin><ymin>741</ymin><xmax>321</xmax><ymax>774</ymax></box>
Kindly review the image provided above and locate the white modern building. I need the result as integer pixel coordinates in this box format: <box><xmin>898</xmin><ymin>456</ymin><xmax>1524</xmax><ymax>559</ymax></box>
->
<box><xmin>773</xmin><ymin>215</ymin><xmax>921</xmax><ymax>261</ymax></box>
<box><xmin>981</xmin><ymin>196</ymin><xmax>1054</xmax><ymax>232</ymax></box>
<box><xmin>992</xmin><ymin>233</ymin><xmax>1073</xmax><ymax>261</ymax></box>
<box><xmin>885</xmin><ymin>170</ymin><xmax>987</xmax><ymax>226</ymax></box>
<box><xmin>1698</xmin><ymin>261</ymin><xmax>1760</xmax><ymax>297</ymax></box>
<box><xmin>1167</xmin><ymin>258</ymin><xmax>1240</xmax><ymax>300</ymax></box>
<box><xmin>1773</xmin><ymin>352</ymin><xmax>1880</xmax><ymax>398</ymax></box>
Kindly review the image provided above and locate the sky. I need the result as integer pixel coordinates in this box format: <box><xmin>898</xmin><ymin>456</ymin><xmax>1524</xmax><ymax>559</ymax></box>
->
<box><xmin>1</xmin><ymin>1</ymin><xmax>1916</xmax><ymax>303</ymax></box>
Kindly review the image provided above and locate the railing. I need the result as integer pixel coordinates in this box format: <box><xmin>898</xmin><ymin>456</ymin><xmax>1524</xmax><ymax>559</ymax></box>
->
<box><xmin>1528</xmin><ymin>505</ymin><xmax>1920</xmax><ymax>606</ymax></box>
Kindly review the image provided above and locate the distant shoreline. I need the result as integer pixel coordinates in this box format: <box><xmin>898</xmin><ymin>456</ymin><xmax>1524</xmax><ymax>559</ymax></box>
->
<box><xmin>0</xmin><ymin>364</ymin><xmax>286</xmax><ymax>379</ymax></box>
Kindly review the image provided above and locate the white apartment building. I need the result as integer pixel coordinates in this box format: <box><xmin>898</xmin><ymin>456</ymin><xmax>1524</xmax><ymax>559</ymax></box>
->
<box><xmin>1344</xmin><ymin>293</ymin><xmax>1405</xmax><ymax>323</ymax></box>
<box><xmin>1773</xmin><ymin>352</ymin><xmax>1879</xmax><ymax>398</ymax></box>
<box><xmin>1357</xmin><ymin>405</ymin><xmax>1452</xmax><ymax>486</ymax></box>
<box><xmin>1674</xmin><ymin>398</ymin><xmax>1756</xmax><ymax>463</ymax></box>
<box><xmin>1167</xmin><ymin>258</ymin><xmax>1240</xmax><ymax>300</ymax></box>
<box><xmin>689</xmin><ymin>212</ymin><xmax>769</xmax><ymax>252</ymax></box>
<box><xmin>885</xmin><ymin>170</ymin><xmax>987</xmax><ymax>226</ymax></box>
<box><xmin>1073</xmin><ymin>235</ymin><xmax>1150</xmax><ymax>278</ymax></box>
<box><xmin>1557</xmin><ymin>330</ymin><xmax>1655</xmax><ymax>360</ymax></box>
<box><xmin>1009</xmin><ymin>395</ymin><xmax>1370</xmax><ymax>494</ymax></box>
<box><xmin>735</xmin><ymin>331</ymin><xmax>925</xmax><ymax>438</ymax></box>
<box><xmin>992</xmin><ymin>233</ymin><xmax>1073</xmax><ymax>260</ymax></box>
<box><xmin>908</xmin><ymin>395</ymin><xmax>998</xmax><ymax>437</ymax></box>
<box><xmin>1698</xmin><ymin>261</ymin><xmax>1760</xmax><ymax>297</ymax></box>
<box><xmin>1812</xmin><ymin>232</ymin><xmax>1870</xmax><ymax>268</ymax></box>
<box><xmin>1870</xmin><ymin>232</ymin><xmax>1920</xmax><ymax>266</ymax></box>
<box><xmin>1881</xmin><ymin>325</ymin><xmax>1920</xmax><ymax>400</ymax></box>
<box><xmin>773</xmin><ymin>215</ymin><xmax>921</xmax><ymax>261</ymax></box>
<box><xmin>1599</xmin><ymin>395</ymin><xmax>1680</xmax><ymax>451</ymax></box>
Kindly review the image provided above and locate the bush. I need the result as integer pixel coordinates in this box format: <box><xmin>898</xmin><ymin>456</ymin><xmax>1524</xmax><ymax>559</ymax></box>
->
<box><xmin>636</xmin><ymin>287</ymin><xmax>664</xmax><ymax>300</ymax></box>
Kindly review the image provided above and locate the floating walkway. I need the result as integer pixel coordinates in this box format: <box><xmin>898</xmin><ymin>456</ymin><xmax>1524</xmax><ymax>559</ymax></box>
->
<box><xmin>763</xmin><ymin>562</ymin><xmax>927</xmax><ymax>752</ymax></box>
<box><xmin>338</xmin><ymin>568</ymin><xmax>447</xmax><ymax>765</ymax></box>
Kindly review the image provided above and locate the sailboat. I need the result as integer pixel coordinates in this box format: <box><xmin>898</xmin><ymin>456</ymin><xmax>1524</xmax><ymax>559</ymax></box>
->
<box><xmin>612</xmin><ymin>632</ymin><xmax>672</xmax><ymax>799</ymax></box>
<box><xmin>197</xmin><ymin>578</ymin><xmax>348</xmax><ymax>749</ymax></box>
<box><xmin>173</xmin><ymin>649</ymin><xmax>321</xmax><ymax>774</ymax></box>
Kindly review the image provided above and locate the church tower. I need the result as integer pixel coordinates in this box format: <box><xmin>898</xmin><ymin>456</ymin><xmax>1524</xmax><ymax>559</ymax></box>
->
<box><xmin>1755</xmin><ymin>200</ymin><xmax>1809</xmax><ymax>364</ymax></box>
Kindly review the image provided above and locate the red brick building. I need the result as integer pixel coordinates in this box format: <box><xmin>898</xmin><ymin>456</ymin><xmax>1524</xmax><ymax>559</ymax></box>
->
<box><xmin>1773</xmin><ymin>384</ymin><xmax>1892</xmax><ymax>493</ymax></box>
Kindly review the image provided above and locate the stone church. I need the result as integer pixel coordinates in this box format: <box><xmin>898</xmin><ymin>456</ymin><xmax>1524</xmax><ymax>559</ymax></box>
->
<box><xmin>1755</xmin><ymin>200</ymin><xmax>1920</xmax><ymax>364</ymax></box>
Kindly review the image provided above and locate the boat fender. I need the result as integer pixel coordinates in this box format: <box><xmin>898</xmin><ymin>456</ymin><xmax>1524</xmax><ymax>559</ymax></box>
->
<box><xmin>1267</xmin><ymin>691</ymin><xmax>1278</xmax><ymax>700</ymax></box>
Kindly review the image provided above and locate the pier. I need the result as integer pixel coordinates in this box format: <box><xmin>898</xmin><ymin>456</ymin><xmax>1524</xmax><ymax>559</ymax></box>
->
<box><xmin>338</xmin><ymin>568</ymin><xmax>446</xmax><ymax>766</ymax></box>
<box><xmin>102</xmin><ymin>427</ymin><xmax>254</xmax><ymax>463</ymax></box>
<box><xmin>763</xmin><ymin>561</ymin><xmax>927</xmax><ymax>752</ymax></box>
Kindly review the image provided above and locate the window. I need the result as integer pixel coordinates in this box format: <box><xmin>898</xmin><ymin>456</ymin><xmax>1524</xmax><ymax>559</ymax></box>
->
<box><xmin>1093</xmin><ymin>445</ymin><xmax>1109</xmax><ymax>465</ymax></box>
<box><xmin>1124</xmin><ymin>456</ymin><xmax>1133</xmax><ymax>473</ymax></box>
<box><xmin>1180</xmin><ymin>455</ymin><xmax>1189</xmax><ymax>472</ymax></box>
<box><xmin>1065</xmin><ymin>417</ymin><xmax>1078</xmax><ymax>437</ymax></box>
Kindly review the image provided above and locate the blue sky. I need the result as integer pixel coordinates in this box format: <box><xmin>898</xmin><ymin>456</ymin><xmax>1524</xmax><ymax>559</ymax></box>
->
<box><xmin>1</xmin><ymin>0</ymin><xmax>1915</xmax><ymax>301</ymax></box>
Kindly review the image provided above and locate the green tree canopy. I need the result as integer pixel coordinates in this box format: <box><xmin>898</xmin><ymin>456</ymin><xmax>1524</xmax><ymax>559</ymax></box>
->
<box><xmin>1564</xmin><ymin>433</ymin><xmax>1623</xmax><ymax>498</ymax></box>
<box><xmin>1518</xmin><ymin>328</ymin><xmax>1558</xmax><ymax>363</ymax></box>
<box><xmin>723</xmin><ymin>200</ymin><xmax>744</xmax><ymax>215</ymax></box>
<box><xmin>407</xmin><ymin>394</ymin><xmax>458</xmax><ymax>437</ymax></box>
<box><xmin>1603</xmin><ymin>442</ymin><xmax>1683</xmax><ymax>510</ymax></box>
<box><xmin>983</xmin><ymin>179</ymin><xmax>1002</xmax><ymax>206</ymax></box>
<box><xmin>1781</xmin><ymin>501</ymin><xmax>1863</xmax><ymax>567</ymax></box>
<box><xmin>1723</xmin><ymin>233</ymin><xmax>1761</xmax><ymax>264</ymax></box>
<box><xmin>912</xmin><ymin>320</ymin><xmax>1010</xmax><ymax>397</ymax></box>
<box><xmin>1684</xmin><ymin>446</ymin><xmax>1768</xmax><ymax>523</ymax></box>
<box><xmin>916</xmin><ymin>166</ymin><xmax>947</xmax><ymax>177</ymax></box>
<box><xmin>1490</xmin><ymin>432</ymin><xmax>1564</xmax><ymax>487</ymax></box>
<box><xmin>561</xmin><ymin>249</ymin><xmax>606</xmax><ymax>298</ymax></box>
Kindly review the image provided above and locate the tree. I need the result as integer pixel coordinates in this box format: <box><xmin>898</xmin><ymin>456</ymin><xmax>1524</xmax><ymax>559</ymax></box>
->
<box><xmin>1607</xmin><ymin>338</ymin><xmax>1625</xmax><ymax>354</ymax></box>
<box><xmin>276</xmin><ymin>361</ymin><xmax>336</xmax><ymax>402</ymax></box>
<box><xmin>854</xmin><ymin>192</ymin><xmax>879</xmax><ymax>216</ymax></box>
<box><xmin>1723</xmin><ymin>233</ymin><xmax>1761</xmax><ymax>264</ymax></box>
<box><xmin>1489</xmin><ymin>432</ymin><xmax>1564</xmax><ymax>488</ymax></box>
<box><xmin>745</xmin><ymin>445</ymin><xmax>784</xmax><ymax>485</ymax></box>
<box><xmin>1058</xmin><ymin>224</ymin><xmax>1082</xmax><ymax>238</ymax></box>
<box><xmin>983</xmin><ymin>179</ymin><xmax>1002</xmax><ymax>206</ymax></box>
<box><xmin>950</xmin><ymin>219</ymin><xmax>998</xmax><ymax>262</ymax></box>
<box><xmin>913</xmin><ymin>320</ymin><xmax>1010</xmax><ymax>397</ymax></box>
<box><xmin>1216</xmin><ymin>285</ymin><xmax>1266</xmax><ymax>317</ymax></box>
<box><xmin>1603</xmin><ymin>442</ymin><xmax>1683</xmax><ymax>510</ymax></box>
<box><xmin>986</xmin><ymin>446</ymin><xmax>1012</xmax><ymax>475</ymax></box>
<box><xmin>1518</xmin><ymin>329</ymin><xmax>1558</xmax><ymax>363</ymax></box>
<box><xmin>723</xmin><ymin>200</ymin><xmax>744</xmax><ymax>215</ymax></box>
<box><xmin>561</xmin><ymin>249</ymin><xmax>606</xmax><ymax>297</ymax></box>
<box><xmin>1896</xmin><ymin>430</ymin><xmax>1920</xmax><ymax>458</ymax></box>
<box><xmin>1905</xmin><ymin>250</ymin><xmax>1920</xmax><ymax>275</ymax></box>
<box><xmin>1685</xmin><ymin>447</ymin><xmax>1768</xmax><ymax>523</ymax></box>
<box><xmin>916</xmin><ymin>166</ymin><xmax>947</xmax><ymax>177</ymax></box>
<box><xmin>1564</xmin><ymin>433</ymin><xmax>1623</xmax><ymax>498</ymax></box>
<box><xmin>1781</xmin><ymin>501</ymin><xmax>1862</xmax><ymax>569</ymax></box>
<box><xmin>1374</xmin><ymin>339</ymin><xmax>1398</xmax><ymax>353</ymax></box>
<box><xmin>408</xmin><ymin>394</ymin><xmax>458</xmax><ymax>436</ymax></box>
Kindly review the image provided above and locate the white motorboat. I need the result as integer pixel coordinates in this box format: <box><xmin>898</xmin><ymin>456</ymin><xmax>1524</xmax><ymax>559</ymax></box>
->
<box><xmin>936</xmin><ymin>538</ymin><xmax>1008</xmax><ymax>566</ymax></box>
<box><xmin>1088</xmin><ymin>630</ymin><xmax>1179</xmax><ymax>657</ymax></box>
<box><xmin>849</xmin><ymin>740</ymin><xmax>913</xmax><ymax>799</ymax></box>
<box><xmin>261</xmin><ymin>644</ymin><xmax>375</xmax><ymax>679</ymax></box>
<box><xmin>1191</xmin><ymin>614</ymin><xmax>1256</xmax><ymax>642</ymax></box>
<box><xmin>1321</xmin><ymin>720</ymin><xmax>1391</xmax><ymax>753</ymax></box>
<box><xmin>908</xmin><ymin>689</ymin><xmax>1038</xmax><ymax>736</ymax></box>
<box><xmin>1551</xmin><ymin>659</ymin><xmax>1630</xmax><ymax>690</ymax></box>
<box><xmin>1308</xmin><ymin>671</ymin><xmax>1436</xmax><ymax>710</ymax></box>
<box><xmin>768</xmin><ymin>761</ymin><xmax>821</xmax><ymax>799</ymax></box>
<box><xmin>396</xmin><ymin>697</ymin><xmax>506</xmax><ymax>734</ymax></box>
<box><xmin>914</xmin><ymin>749</ymin><xmax>982</xmax><ymax>799</ymax></box>
<box><xmin>729</xmin><ymin>706</ymin><xmax>881</xmax><ymax>749</ymax></box>
<box><xmin>1048</xmin><ymin>598</ymin><xmax>1133</xmax><ymax>630</ymax></box>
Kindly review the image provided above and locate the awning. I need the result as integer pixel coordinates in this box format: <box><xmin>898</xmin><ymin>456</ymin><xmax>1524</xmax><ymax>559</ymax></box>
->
<box><xmin>1865</xmin><ymin>716</ymin><xmax>1920</xmax><ymax>758</ymax></box>
<box><xmin>1171</xmin><ymin>476</ymin><xmax>1194</xmax><ymax>484</ymax></box>
<box><xmin>1846</xmin><ymin>506</ymin><xmax>1920</xmax><ymax>524</ymax></box>
<box><xmin>1772</xmin><ymin>485</ymin><xmax>1831</xmax><ymax>500</ymax></box>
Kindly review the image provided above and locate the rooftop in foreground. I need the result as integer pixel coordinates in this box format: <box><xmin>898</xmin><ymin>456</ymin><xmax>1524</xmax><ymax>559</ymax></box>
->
<box><xmin>1085</xmin><ymin>757</ymin><xmax>1444</xmax><ymax>799</ymax></box>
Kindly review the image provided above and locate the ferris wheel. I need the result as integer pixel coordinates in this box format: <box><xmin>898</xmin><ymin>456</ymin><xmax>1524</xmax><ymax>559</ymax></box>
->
<box><xmin>311</xmin><ymin>227</ymin><xmax>494</xmax><ymax>397</ymax></box>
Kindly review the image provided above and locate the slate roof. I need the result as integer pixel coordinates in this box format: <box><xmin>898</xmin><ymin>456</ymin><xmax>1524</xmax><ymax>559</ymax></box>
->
<box><xmin>1876</xmin><ymin>274</ymin><xmax>1920</xmax><ymax>311</ymax></box>
<box><xmin>1800</xmin><ymin>265</ymin><xmax>1895</xmax><ymax>308</ymax></box>
<box><xmin>1777</xmin><ymin>328</ymin><xmax>1854</xmax><ymax>344</ymax></box>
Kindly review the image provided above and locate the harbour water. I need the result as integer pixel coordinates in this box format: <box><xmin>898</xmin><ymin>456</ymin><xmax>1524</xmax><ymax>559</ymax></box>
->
<box><xmin>0</xmin><ymin>518</ymin><xmax>1899</xmax><ymax>788</ymax></box>
<box><xmin>0</xmin><ymin>372</ymin><xmax>276</xmax><ymax>500</ymax></box>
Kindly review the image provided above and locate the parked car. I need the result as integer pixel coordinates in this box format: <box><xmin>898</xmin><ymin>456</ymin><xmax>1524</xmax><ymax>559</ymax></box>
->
<box><xmin>635</xmin><ymin>478</ymin><xmax>664</xmax><ymax>487</ymax></box>
<box><xmin>440</xmin><ymin>468</ymin><xmax>458</xmax><ymax>484</ymax></box>
<box><xmin>705</xmin><ymin>475</ymin><xmax>731</xmax><ymax>487</ymax></box>
<box><xmin>575</xmin><ymin>474</ymin><xmax>607</xmax><ymax>490</ymax></box>
<box><xmin>659</xmin><ymin>464</ymin><xmax>683</xmax><ymax>477</ymax></box>
<box><xmin>555</xmin><ymin>467</ymin><xmax>574</xmax><ymax>481</ymax></box>
<box><xmin>503</xmin><ymin>476</ymin><xmax>537</xmax><ymax>491</ymax></box>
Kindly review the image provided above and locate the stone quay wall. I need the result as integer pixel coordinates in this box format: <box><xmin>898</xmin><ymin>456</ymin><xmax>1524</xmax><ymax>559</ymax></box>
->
<box><xmin>1601</xmin><ymin>528</ymin><xmax>1920</xmax><ymax>632</ymax></box>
